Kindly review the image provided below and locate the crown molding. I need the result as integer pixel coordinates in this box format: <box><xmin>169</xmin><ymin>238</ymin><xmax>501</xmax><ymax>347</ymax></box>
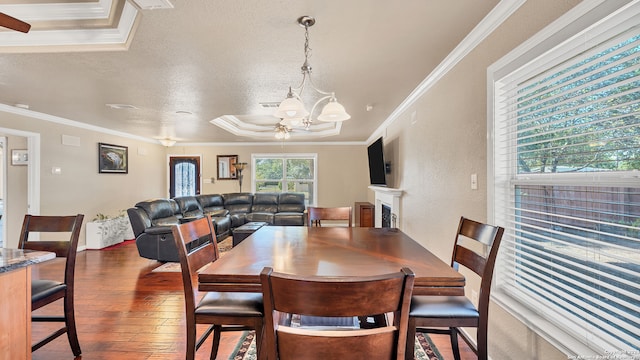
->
<box><xmin>0</xmin><ymin>0</ymin><xmax>113</xmax><ymax>21</ymax></box>
<box><xmin>0</xmin><ymin>103</ymin><xmax>155</xmax><ymax>144</ymax></box>
<box><xmin>367</xmin><ymin>0</ymin><xmax>526</xmax><ymax>144</ymax></box>
<box><xmin>178</xmin><ymin>141</ymin><xmax>366</xmax><ymax>147</ymax></box>
<box><xmin>210</xmin><ymin>115</ymin><xmax>342</xmax><ymax>139</ymax></box>
<box><xmin>0</xmin><ymin>1</ymin><xmax>139</xmax><ymax>51</ymax></box>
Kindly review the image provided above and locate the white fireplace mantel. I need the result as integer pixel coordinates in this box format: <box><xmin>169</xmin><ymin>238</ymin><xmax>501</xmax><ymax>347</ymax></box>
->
<box><xmin>368</xmin><ymin>186</ymin><xmax>403</xmax><ymax>228</ymax></box>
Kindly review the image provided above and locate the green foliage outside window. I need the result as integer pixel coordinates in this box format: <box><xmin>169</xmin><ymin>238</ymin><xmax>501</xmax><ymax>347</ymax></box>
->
<box><xmin>516</xmin><ymin>34</ymin><xmax>640</xmax><ymax>174</ymax></box>
<box><xmin>254</xmin><ymin>156</ymin><xmax>316</xmax><ymax>205</ymax></box>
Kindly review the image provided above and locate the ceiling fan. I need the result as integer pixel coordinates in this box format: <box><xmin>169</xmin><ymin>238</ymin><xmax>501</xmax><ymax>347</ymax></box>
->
<box><xmin>0</xmin><ymin>12</ymin><xmax>31</xmax><ymax>33</ymax></box>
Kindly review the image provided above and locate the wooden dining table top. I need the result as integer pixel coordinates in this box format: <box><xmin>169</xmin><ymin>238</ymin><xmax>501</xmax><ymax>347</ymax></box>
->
<box><xmin>198</xmin><ymin>226</ymin><xmax>465</xmax><ymax>296</ymax></box>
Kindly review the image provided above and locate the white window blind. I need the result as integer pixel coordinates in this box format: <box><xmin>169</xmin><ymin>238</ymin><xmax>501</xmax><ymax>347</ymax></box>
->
<box><xmin>491</xmin><ymin>4</ymin><xmax>640</xmax><ymax>354</ymax></box>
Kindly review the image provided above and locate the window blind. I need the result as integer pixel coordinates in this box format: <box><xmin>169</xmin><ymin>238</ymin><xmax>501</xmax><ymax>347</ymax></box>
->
<box><xmin>492</xmin><ymin>18</ymin><xmax>640</xmax><ymax>353</ymax></box>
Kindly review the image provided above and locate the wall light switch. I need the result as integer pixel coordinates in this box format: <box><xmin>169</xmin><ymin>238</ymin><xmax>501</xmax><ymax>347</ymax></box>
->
<box><xmin>471</xmin><ymin>173</ymin><xmax>478</xmax><ymax>190</ymax></box>
<box><xmin>52</xmin><ymin>167</ymin><xmax>62</xmax><ymax>175</ymax></box>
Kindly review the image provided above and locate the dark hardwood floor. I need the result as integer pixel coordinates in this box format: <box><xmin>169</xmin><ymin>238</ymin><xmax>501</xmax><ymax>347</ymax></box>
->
<box><xmin>30</xmin><ymin>240</ymin><xmax>476</xmax><ymax>359</ymax></box>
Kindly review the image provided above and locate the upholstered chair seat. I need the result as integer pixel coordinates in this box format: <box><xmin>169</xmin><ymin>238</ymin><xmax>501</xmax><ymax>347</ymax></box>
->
<box><xmin>410</xmin><ymin>296</ymin><xmax>479</xmax><ymax>322</ymax></box>
<box><xmin>31</xmin><ymin>280</ymin><xmax>66</xmax><ymax>306</ymax></box>
<box><xmin>196</xmin><ymin>292</ymin><xmax>263</xmax><ymax>317</ymax></box>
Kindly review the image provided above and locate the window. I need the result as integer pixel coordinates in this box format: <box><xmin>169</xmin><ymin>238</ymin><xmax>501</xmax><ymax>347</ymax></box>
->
<box><xmin>489</xmin><ymin>1</ymin><xmax>640</xmax><ymax>354</ymax></box>
<box><xmin>252</xmin><ymin>154</ymin><xmax>317</xmax><ymax>206</ymax></box>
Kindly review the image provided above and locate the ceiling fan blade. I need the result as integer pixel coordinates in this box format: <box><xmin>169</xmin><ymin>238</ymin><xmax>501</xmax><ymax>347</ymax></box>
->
<box><xmin>0</xmin><ymin>12</ymin><xmax>31</xmax><ymax>33</ymax></box>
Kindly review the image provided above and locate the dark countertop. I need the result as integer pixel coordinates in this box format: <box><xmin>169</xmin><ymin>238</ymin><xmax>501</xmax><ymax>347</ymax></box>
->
<box><xmin>0</xmin><ymin>248</ymin><xmax>56</xmax><ymax>273</ymax></box>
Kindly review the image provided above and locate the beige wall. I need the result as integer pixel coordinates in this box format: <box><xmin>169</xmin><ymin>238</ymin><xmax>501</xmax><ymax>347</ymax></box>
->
<box><xmin>0</xmin><ymin>110</ymin><xmax>370</xmax><ymax>247</ymax></box>
<box><xmin>0</xmin><ymin>111</ymin><xmax>167</xmax><ymax>248</ymax></box>
<box><xmin>379</xmin><ymin>0</ymin><xmax>583</xmax><ymax>359</ymax></box>
<box><xmin>165</xmin><ymin>143</ymin><xmax>370</xmax><ymax>207</ymax></box>
<box><xmin>1</xmin><ymin>134</ymin><xmax>29</xmax><ymax>248</ymax></box>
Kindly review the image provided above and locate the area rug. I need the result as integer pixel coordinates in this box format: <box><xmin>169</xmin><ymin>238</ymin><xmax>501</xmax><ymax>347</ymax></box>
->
<box><xmin>228</xmin><ymin>331</ymin><xmax>443</xmax><ymax>360</ymax></box>
<box><xmin>151</xmin><ymin>236</ymin><xmax>234</xmax><ymax>273</ymax></box>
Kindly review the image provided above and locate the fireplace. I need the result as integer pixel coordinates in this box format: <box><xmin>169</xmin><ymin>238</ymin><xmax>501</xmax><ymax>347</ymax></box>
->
<box><xmin>368</xmin><ymin>186</ymin><xmax>403</xmax><ymax>228</ymax></box>
<box><xmin>382</xmin><ymin>204</ymin><xmax>391</xmax><ymax>228</ymax></box>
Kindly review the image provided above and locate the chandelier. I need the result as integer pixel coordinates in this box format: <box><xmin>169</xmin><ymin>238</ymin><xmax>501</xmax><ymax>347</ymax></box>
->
<box><xmin>274</xmin><ymin>16</ymin><xmax>350</xmax><ymax>132</ymax></box>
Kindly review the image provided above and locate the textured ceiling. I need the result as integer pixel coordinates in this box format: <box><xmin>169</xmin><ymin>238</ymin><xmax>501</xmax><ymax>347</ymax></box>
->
<box><xmin>0</xmin><ymin>0</ymin><xmax>500</xmax><ymax>144</ymax></box>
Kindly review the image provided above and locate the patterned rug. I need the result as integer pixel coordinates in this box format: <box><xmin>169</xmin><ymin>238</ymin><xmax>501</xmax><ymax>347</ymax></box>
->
<box><xmin>151</xmin><ymin>236</ymin><xmax>234</xmax><ymax>272</ymax></box>
<box><xmin>229</xmin><ymin>331</ymin><xmax>443</xmax><ymax>360</ymax></box>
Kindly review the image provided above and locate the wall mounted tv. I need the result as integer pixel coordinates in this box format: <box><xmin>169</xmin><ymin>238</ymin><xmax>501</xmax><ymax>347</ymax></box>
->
<box><xmin>367</xmin><ymin>137</ymin><xmax>387</xmax><ymax>186</ymax></box>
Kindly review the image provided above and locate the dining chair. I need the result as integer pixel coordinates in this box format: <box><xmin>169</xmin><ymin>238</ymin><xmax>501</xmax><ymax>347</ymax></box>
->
<box><xmin>307</xmin><ymin>206</ymin><xmax>353</xmax><ymax>227</ymax></box>
<box><xmin>405</xmin><ymin>216</ymin><xmax>504</xmax><ymax>360</ymax></box>
<box><xmin>171</xmin><ymin>216</ymin><xmax>264</xmax><ymax>360</ymax></box>
<box><xmin>18</xmin><ymin>214</ymin><xmax>84</xmax><ymax>356</ymax></box>
<box><xmin>260</xmin><ymin>266</ymin><xmax>415</xmax><ymax>360</ymax></box>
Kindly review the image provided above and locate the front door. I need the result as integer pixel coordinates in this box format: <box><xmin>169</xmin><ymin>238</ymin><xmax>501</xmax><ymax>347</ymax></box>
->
<box><xmin>169</xmin><ymin>156</ymin><xmax>201</xmax><ymax>198</ymax></box>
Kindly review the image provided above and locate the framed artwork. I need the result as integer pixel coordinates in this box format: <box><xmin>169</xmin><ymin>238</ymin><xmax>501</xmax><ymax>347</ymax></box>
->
<box><xmin>11</xmin><ymin>149</ymin><xmax>28</xmax><ymax>165</ymax></box>
<box><xmin>98</xmin><ymin>143</ymin><xmax>128</xmax><ymax>174</ymax></box>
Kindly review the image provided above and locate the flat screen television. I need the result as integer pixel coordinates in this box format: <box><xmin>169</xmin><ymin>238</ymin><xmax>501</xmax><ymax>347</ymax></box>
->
<box><xmin>367</xmin><ymin>137</ymin><xmax>387</xmax><ymax>186</ymax></box>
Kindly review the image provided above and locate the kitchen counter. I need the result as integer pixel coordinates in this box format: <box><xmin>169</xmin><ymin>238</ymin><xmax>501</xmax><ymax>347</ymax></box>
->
<box><xmin>0</xmin><ymin>248</ymin><xmax>56</xmax><ymax>273</ymax></box>
<box><xmin>1</xmin><ymin>248</ymin><xmax>56</xmax><ymax>359</ymax></box>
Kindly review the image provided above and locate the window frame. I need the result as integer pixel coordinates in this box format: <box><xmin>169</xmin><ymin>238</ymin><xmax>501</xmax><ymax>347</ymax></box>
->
<box><xmin>487</xmin><ymin>0</ymin><xmax>640</xmax><ymax>356</ymax></box>
<box><xmin>251</xmin><ymin>153</ymin><xmax>318</xmax><ymax>206</ymax></box>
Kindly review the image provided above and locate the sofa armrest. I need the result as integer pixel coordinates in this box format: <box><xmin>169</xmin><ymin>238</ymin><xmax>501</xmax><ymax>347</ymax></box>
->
<box><xmin>179</xmin><ymin>215</ymin><xmax>204</xmax><ymax>223</ymax></box>
<box><xmin>145</xmin><ymin>226</ymin><xmax>173</xmax><ymax>235</ymax></box>
<box><xmin>205</xmin><ymin>209</ymin><xmax>229</xmax><ymax>217</ymax></box>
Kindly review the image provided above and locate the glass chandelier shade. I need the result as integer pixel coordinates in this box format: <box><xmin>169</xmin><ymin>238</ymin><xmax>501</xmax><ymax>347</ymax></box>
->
<box><xmin>159</xmin><ymin>139</ymin><xmax>176</xmax><ymax>147</ymax></box>
<box><xmin>274</xmin><ymin>16</ymin><xmax>350</xmax><ymax>135</ymax></box>
<box><xmin>318</xmin><ymin>97</ymin><xmax>350</xmax><ymax>122</ymax></box>
<box><xmin>273</xmin><ymin>87</ymin><xmax>309</xmax><ymax>120</ymax></box>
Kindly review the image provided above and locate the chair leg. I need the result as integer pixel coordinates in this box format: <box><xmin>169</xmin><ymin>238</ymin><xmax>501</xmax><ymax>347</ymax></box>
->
<box><xmin>450</xmin><ymin>327</ymin><xmax>461</xmax><ymax>360</ymax></box>
<box><xmin>477</xmin><ymin>325</ymin><xmax>488</xmax><ymax>360</ymax></box>
<box><xmin>254</xmin><ymin>321</ymin><xmax>264</xmax><ymax>360</ymax></box>
<box><xmin>64</xmin><ymin>294</ymin><xmax>81</xmax><ymax>356</ymax></box>
<box><xmin>210</xmin><ymin>325</ymin><xmax>222</xmax><ymax>360</ymax></box>
<box><xmin>405</xmin><ymin>318</ymin><xmax>416</xmax><ymax>360</ymax></box>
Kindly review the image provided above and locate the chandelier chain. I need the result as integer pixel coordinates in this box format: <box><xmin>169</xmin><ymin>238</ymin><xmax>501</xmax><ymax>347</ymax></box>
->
<box><xmin>303</xmin><ymin>24</ymin><xmax>312</xmax><ymax>72</ymax></box>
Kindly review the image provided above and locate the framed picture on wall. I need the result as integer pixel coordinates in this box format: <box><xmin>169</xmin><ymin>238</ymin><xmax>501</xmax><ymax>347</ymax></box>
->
<box><xmin>98</xmin><ymin>143</ymin><xmax>128</xmax><ymax>174</ymax></box>
<box><xmin>11</xmin><ymin>149</ymin><xmax>28</xmax><ymax>165</ymax></box>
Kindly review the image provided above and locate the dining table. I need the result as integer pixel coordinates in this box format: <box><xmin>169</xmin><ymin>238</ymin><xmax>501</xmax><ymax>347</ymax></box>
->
<box><xmin>198</xmin><ymin>226</ymin><xmax>465</xmax><ymax>296</ymax></box>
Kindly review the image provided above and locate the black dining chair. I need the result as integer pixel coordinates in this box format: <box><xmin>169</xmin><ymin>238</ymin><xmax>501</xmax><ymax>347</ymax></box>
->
<box><xmin>18</xmin><ymin>214</ymin><xmax>84</xmax><ymax>356</ymax></box>
<box><xmin>405</xmin><ymin>216</ymin><xmax>504</xmax><ymax>360</ymax></box>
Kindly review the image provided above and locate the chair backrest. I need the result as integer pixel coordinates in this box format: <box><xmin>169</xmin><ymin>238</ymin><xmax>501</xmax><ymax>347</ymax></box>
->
<box><xmin>452</xmin><ymin>217</ymin><xmax>504</xmax><ymax>324</ymax></box>
<box><xmin>171</xmin><ymin>216</ymin><xmax>218</xmax><ymax>313</ymax></box>
<box><xmin>18</xmin><ymin>214</ymin><xmax>84</xmax><ymax>286</ymax></box>
<box><xmin>260</xmin><ymin>266</ymin><xmax>414</xmax><ymax>360</ymax></box>
<box><xmin>307</xmin><ymin>206</ymin><xmax>352</xmax><ymax>227</ymax></box>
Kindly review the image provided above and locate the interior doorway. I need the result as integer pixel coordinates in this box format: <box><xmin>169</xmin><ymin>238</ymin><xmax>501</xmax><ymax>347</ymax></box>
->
<box><xmin>169</xmin><ymin>156</ymin><xmax>201</xmax><ymax>198</ymax></box>
<box><xmin>0</xmin><ymin>137</ymin><xmax>5</xmax><ymax>247</ymax></box>
<box><xmin>0</xmin><ymin>128</ymin><xmax>40</xmax><ymax>248</ymax></box>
